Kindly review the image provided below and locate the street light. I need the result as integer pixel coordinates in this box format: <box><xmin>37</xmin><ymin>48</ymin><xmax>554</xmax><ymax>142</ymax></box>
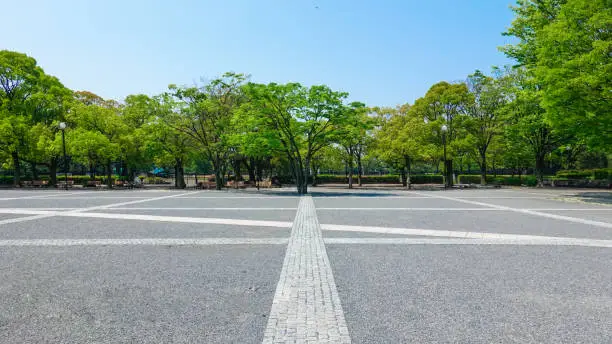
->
<box><xmin>59</xmin><ymin>122</ymin><xmax>68</xmax><ymax>190</ymax></box>
<box><xmin>441</xmin><ymin>124</ymin><xmax>449</xmax><ymax>189</ymax></box>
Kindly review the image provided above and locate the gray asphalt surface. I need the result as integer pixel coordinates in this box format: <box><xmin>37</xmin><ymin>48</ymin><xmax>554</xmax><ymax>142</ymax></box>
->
<box><xmin>0</xmin><ymin>187</ymin><xmax>610</xmax><ymax>343</ymax></box>
<box><xmin>328</xmin><ymin>245</ymin><xmax>612</xmax><ymax>344</ymax></box>
<box><xmin>0</xmin><ymin>245</ymin><xmax>283</xmax><ymax>344</ymax></box>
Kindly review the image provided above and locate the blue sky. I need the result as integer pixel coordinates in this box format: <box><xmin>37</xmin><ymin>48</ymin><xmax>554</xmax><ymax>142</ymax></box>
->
<box><xmin>3</xmin><ymin>0</ymin><xmax>516</xmax><ymax>106</ymax></box>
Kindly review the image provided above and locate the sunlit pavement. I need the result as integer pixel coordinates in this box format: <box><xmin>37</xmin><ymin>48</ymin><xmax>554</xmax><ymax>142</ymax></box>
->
<box><xmin>0</xmin><ymin>187</ymin><xmax>610</xmax><ymax>343</ymax></box>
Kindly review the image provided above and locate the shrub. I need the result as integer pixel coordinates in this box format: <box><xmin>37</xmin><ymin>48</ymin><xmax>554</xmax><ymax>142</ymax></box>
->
<box><xmin>556</xmin><ymin>170</ymin><xmax>593</xmax><ymax>179</ymax></box>
<box><xmin>592</xmin><ymin>168</ymin><xmax>611</xmax><ymax>180</ymax></box>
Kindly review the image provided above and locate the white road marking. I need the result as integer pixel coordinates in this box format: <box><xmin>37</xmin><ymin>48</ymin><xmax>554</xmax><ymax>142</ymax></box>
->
<box><xmin>59</xmin><ymin>212</ymin><xmax>294</xmax><ymax>227</ymax></box>
<box><xmin>99</xmin><ymin>207</ymin><xmax>298</xmax><ymax>210</ymax></box>
<box><xmin>323</xmin><ymin>237</ymin><xmax>612</xmax><ymax>248</ymax></box>
<box><xmin>316</xmin><ymin>207</ymin><xmax>610</xmax><ymax>211</ymax></box>
<box><xmin>409</xmin><ymin>191</ymin><xmax>612</xmax><ymax>229</ymax></box>
<box><xmin>175</xmin><ymin>196</ymin><xmax>300</xmax><ymax>199</ymax></box>
<box><xmin>263</xmin><ymin>196</ymin><xmax>350</xmax><ymax>343</ymax></box>
<box><xmin>0</xmin><ymin>191</ymin><xmax>82</xmax><ymax>200</ymax></box>
<box><xmin>0</xmin><ymin>214</ymin><xmax>55</xmax><ymax>225</ymax></box>
<box><xmin>320</xmin><ymin>223</ymin><xmax>612</xmax><ymax>244</ymax></box>
<box><xmin>72</xmin><ymin>191</ymin><xmax>199</xmax><ymax>212</ymax></box>
<box><xmin>0</xmin><ymin>238</ymin><xmax>289</xmax><ymax>247</ymax></box>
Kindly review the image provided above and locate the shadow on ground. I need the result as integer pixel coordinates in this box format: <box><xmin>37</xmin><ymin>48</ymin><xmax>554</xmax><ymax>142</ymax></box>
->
<box><xmin>570</xmin><ymin>192</ymin><xmax>612</xmax><ymax>205</ymax></box>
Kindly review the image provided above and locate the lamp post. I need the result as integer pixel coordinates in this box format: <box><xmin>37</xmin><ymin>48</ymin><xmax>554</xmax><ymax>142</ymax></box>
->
<box><xmin>441</xmin><ymin>124</ymin><xmax>449</xmax><ymax>189</ymax></box>
<box><xmin>59</xmin><ymin>122</ymin><xmax>68</xmax><ymax>190</ymax></box>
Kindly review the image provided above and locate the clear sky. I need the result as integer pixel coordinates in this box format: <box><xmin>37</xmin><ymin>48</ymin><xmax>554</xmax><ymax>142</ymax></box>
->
<box><xmin>3</xmin><ymin>0</ymin><xmax>516</xmax><ymax>106</ymax></box>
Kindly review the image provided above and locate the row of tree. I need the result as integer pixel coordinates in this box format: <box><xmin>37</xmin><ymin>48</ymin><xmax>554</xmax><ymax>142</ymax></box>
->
<box><xmin>1</xmin><ymin>0</ymin><xmax>609</xmax><ymax>193</ymax></box>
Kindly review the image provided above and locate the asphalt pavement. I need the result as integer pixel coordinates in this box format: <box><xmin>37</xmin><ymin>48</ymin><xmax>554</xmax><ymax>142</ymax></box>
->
<box><xmin>0</xmin><ymin>187</ymin><xmax>610</xmax><ymax>343</ymax></box>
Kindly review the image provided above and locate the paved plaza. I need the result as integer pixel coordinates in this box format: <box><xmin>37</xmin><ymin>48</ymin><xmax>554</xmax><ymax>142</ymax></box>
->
<box><xmin>0</xmin><ymin>187</ymin><xmax>610</xmax><ymax>343</ymax></box>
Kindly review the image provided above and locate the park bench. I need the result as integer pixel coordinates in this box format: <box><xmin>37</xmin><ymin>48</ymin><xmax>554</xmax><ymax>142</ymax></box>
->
<box><xmin>32</xmin><ymin>180</ymin><xmax>48</xmax><ymax>187</ymax></box>
<box><xmin>57</xmin><ymin>180</ymin><xmax>74</xmax><ymax>188</ymax></box>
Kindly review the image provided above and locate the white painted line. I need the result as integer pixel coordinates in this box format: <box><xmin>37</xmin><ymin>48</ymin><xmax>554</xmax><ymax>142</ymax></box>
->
<box><xmin>0</xmin><ymin>191</ymin><xmax>83</xmax><ymax>200</ymax></box>
<box><xmin>58</xmin><ymin>212</ymin><xmax>293</xmax><ymax>227</ymax></box>
<box><xmin>408</xmin><ymin>191</ymin><xmax>612</xmax><ymax>229</ymax></box>
<box><xmin>101</xmin><ymin>207</ymin><xmax>298</xmax><ymax>211</ymax></box>
<box><xmin>175</xmin><ymin>196</ymin><xmax>300</xmax><ymax>199</ymax></box>
<box><xmin>323</xmin><ymin>237</ymin><xmax>612</xmax><ymax>248</ymax></box>
<box><xmin>263</xmin><ymin>196</ymin><xmax>350</xmax><ymax>343</ymax></box>
<box><xmin>24</xmin><ymin>196</ymin><xmax>153</xmax><ymax>199</ymax></box>
<box><xmin>72</xmin><ymin>191</ymin><xmax>200</xmax><ymax>212</ymax></box>
<box><xmin>0</xmin><ymin>238</ymin><xmax>289</xmax><ymax>247</ymax></box>
<box><xmin>0</xmin><ymin>214</ymin><xmax>55</xmax><ymax>226</ymax></box>
<box><xmin>316</xmin><ymin>207</ymin><xmax>611</xmax><ymax>211</ymax></box>
<box><xmin>319</xmin><ymin>223</ymin><xmax>612</xmax><ymax>244</ymax></box>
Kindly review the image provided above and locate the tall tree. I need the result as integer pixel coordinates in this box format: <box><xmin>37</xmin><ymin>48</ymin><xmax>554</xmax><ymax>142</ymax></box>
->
<box><xmin>464</xmin><ymin>69</ymin><xmax>507</xmax><ymax>184</ymax></box>
<box><xmin>412</xmin><ymin>82</ymin><xmax>470</xmax><ymax>186</ymax></box>
<box><xmin>169</xmin><ymin>72</ymin><xmax>247</xmax><ymax>190</ymax></box>
<box><xmin>0</xmin><ymin>50</ymin><xmax>43</xmax><ymax>186</ymax></box>
<box><xmin>503</xmin><ymin>0</ymin><xmax>611</xmax><ymax>151</ymax></box>
<box><xmin>245</xmin><ymin>82</ymin><xmax>348</xmax><ymax>194</ymax></box>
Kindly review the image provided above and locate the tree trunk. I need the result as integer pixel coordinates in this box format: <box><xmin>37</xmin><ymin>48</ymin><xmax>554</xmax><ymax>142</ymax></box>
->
<box><xmin>311</xmin><ymin>160</ymin><xmax>318</xmax><ymax>187</ymax></box>
<box><xmin>405</xmin><ymin>155</ymin><xmax>411</xmax><ymax>189</ymax></box>
<box><xmin>535</xmin><ymin>153</ymin><xmax>545</xmax><ymax>187</ymax></box>
<box><xmin>12</xmin><ymin>151</ymin><xmax>21</xmax><ymax>187</ymax></box>
<box><xmin>30</xmin><ymin>162</ymin><xmax>38</xmax><ymax>180</ymax></box>
<box><xmin>49</xmin><ymin>158</ymin><xmax>57</xmax><ymax>187</ymax></box>
<box><xmin>400</xmin><ymin>168</ymin><xmax>407</xmax><ymax>187</ymax></box>
<box><xmin>246</xmin><ymin>158</ymin><xmax>256</xmax><ymax>183</ymax></box>
<box><xmin>302</xmin><ymin>157</ymin><xmax>310</xmax><ymax>194</ymax></box>
<box><xmin>347</xmin><ymin>157</ymin><xmax>354</xmax><ymax>189</ymax></box>
<box><xmin>105</xmin><ymin>161</ymin><xmax>113</xmax><ymax>188</ymax></box>
<box><xmin>480</xmin><ymin>154</ymin><xmax>487</xmax><ymax>185</ymax></box>
<box><xmin>357</xmin><ymin>154</ymin><xmax>363</xmax><ymax>187</ymax></box>
<box><xmin>234</xmin><ymin>159</ymin><xmax>242</xmax><ymax>184</ymax></box>
<box><xmin>445</xmin><ymin>159</ymin><xmax>454</xmax><ymax>187</ymax></box>
<box><xmin>175</xmin><ymin>158</ymin><xmax>186</xmax><ymax>189</ymax></box>
<box><xmin>214</xmin><ymin>167</ymin><xmax>224</xmax><ymax>190</ymax></box>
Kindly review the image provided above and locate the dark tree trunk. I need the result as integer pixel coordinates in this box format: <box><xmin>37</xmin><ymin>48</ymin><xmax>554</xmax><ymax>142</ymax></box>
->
<box><xmin>105</xmin><ymin>161</ymin><xmax>113</xmax><ymax>188</ymax></box>
<box><xmin>49</xmin><ymin>158</ymin><xmax>57</xmax><ymax>187</ymax></box>
<box><xmin>535</xmin><ymin>152</ymin><xmax>545</xmax><ymax>187</ymax></box>
<box><xmin>234</xmin><ymin>159</ymin><xmax>242</xmax><ymax>184</ymax></box>
<box><xmin>12</xmin><ymin>151</ymin><xmax>21</xmax><ymax>187</ymax></box>
<box><xmin>480</xmin><ymin>154</ymin><xmax>487</xmax><ymax>185</ymax></box>
<box><xmin>175</xmin><ymin>158</ymin><xmax>186</xmax><ymax>189</ymax></box>
<box><xmin>31</xmin><ymin>161</ymin><xmax>38</xmax><ymax>180</ymax></box>
<box><xmin>311</xmin><ymin>160</ymin><xmax>318</xmax><ymax>187</ymax></box>
<box><xmin>347</xmin><ymin>157</ymin><xmax>354</xmax><ymax>189</ymax></box>
<box><xmin>401</xmin><ymin>168</ymin><xmax>407</xmax><ymax>187</ymax></box>
<box><xmin>405</xmin><ymin>155</ymin><xmax>411</xmax><ymax>189</ymax></box>
<box><xmin>246</xmin><ymin>158</ymin><xmax>256</xmax><ymax>183</ymax></box>
<box><xmin>357</xmin><ymin>154</ymin><xmax>363</xmax><ymax>187</ymax></box>
<box><xmin>444</xmin><ymin>159</ymin><xmax>454</xmax><ymax>187</ymax></box>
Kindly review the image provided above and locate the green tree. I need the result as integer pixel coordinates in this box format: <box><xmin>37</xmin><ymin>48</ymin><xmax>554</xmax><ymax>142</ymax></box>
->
<box><xmin>502</xmin><ymin>68</ymin><xmax>559</xmax><ymax>186</ymax></box>
<box><xmin>244</xmin><ymin>82</ymin><xmax>348</xmax><ymax>194</ymax></box>
<box><xmin>0</xmin><ymin>50</ymin><xmax>43</xmax><ymax>185</ymax></box>
<box><xmin>169</xmin><ymin>72</ymin><xmax>247</xmax><ymax>190</ymax></box>
<box><xmin>412</xmin><ymin>82</ymin><xmax>470</xmax><ymax>186</ymax></box>
<box><xmin>503</xmin><ymin>0</ymin><xmax>611</xmax><ymax>151</ymax></box>
<box><xmin>372</xmin><ymin>105</ymin><xmax>429</xmax><ymax>188</ymax></box>
<box><xmin>464</xmin><ymin>69</ymin><xmax>508</xmax><ymax>184</ymax></box>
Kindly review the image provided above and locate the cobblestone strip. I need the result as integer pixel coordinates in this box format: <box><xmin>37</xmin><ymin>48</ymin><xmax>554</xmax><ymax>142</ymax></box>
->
<box><xmin>263</xmin><ymin>196</ymin><xmax>351</xmax><ymax>343</ymax></box>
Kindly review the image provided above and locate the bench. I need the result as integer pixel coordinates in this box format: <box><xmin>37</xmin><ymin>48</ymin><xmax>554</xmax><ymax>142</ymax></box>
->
<box><xmin>32</xmin><ymin>180</ymin><xmax>48</xmax><ymax>187</ymax></box>
<box><xmin>57</xmin><ymin>180</ymin><xmax>74</xmax><ymax>188</ymax></box>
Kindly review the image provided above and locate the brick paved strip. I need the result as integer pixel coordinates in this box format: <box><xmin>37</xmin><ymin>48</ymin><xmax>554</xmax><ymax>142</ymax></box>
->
<box><xmin>263</xmin><ymin>196</ymin><xmax>351</xmax><ymax>343</ymax></box>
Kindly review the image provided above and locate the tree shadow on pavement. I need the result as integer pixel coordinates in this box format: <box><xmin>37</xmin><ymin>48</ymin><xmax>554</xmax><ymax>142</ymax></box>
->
<box><xmin>571</xmin><ymin>192</ymin><xmax>612</xmax><ymax>205</ymax></box>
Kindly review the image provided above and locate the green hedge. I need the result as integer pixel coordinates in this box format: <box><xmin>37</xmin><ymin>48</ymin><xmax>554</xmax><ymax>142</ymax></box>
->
<box><xmin>556</xmin><ymin>169</ymin><xmax>611</xmax><ymax>180</ymax></box>
<box><xmin>458</xmin><ymin>174</ymin><xmax>538</xmax><ymax>186</ymax></box>
<box><xmin>313</xmin><ymin>174</ymin><xmax>443</xmax><ymax>184</ymax></box>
